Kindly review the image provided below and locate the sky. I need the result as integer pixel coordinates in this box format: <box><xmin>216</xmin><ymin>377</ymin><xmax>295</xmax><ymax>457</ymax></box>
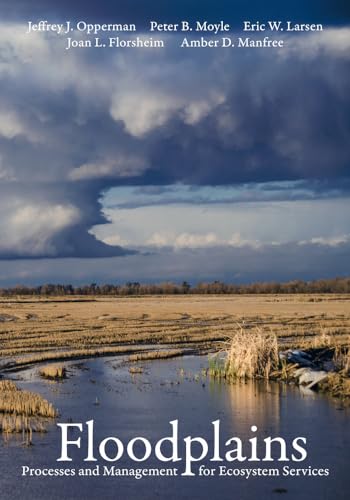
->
<box><xmin>0</xmin><ymin>1</ymin><xmax>349</xmax><ymax>285</ymax></box>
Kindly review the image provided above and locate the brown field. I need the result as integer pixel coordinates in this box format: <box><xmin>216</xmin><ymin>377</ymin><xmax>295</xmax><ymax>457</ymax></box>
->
<box><xmin>0</xmin><ymin>295</ymin><xmax>349</xmax><ymax>370</ymax></box>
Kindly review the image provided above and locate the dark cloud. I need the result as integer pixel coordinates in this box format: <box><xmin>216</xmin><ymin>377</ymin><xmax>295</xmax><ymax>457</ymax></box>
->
<box><xmin>0</xmin><ymin>240</ymin><xmax>349</xmax><ymax>285</ymax></box>
<box><xmin>141</xmin><ymin>53</ymin><xmax>350</xmax><ymax>185</ymax></box>
<box><xmin>0</xmin><ymin>23</ymin><xmax>349</xmax><ymax>259</ymax></box>
<box><xmin>105</xmin><ymin>179</ymin><xmax>350</xmax><ymax>210</ymax></box>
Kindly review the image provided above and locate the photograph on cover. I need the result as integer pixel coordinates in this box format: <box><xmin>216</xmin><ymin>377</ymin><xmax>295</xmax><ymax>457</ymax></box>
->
<box><xmin>0</xmin><ymin>1</ymin><xmax>349</xmax><ymax>499</ymax></box>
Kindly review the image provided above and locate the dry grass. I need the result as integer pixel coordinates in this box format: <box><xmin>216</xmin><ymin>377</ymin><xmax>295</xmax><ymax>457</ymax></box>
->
<box><xmin>213</xmin><ymin>326</ymin><xmax>279</xmax><ymax>379</ymax></box>
<box><xmin>128</xmin><ymin>349</ymin><xmax>186</xmax><ymax>362</ymax></box>
<box><xmin>334</xmin><ymin>346</ymin><xmax>350</xmax><ymax>375</ymax></box>
<box><xmin>39</xmin><ymin>364</ymin><xmax>66</xmax><ymax>379</ymax></box>
<box><xmin>0</xmin><ymin>295</ymin><xmax>349</xmax><ymax>369</ymax></box>
<box><xmin>0</xmin><ymin>296</ymin><xmax>348</xmax><ymax>398</ymax></box>
<box><xmin>11</xmin><ymin>345</ymin><xmax>149</xmax><ymax>369</ymax></box>
<box><xmin>208</xmin><ymin>323</ymin><xmax>350</xmax><ymax>398</ymax></box>
<box><xmin>0</xmin><ymin>380</ymin><xmax>18</xmax><ymax>391</ymax></box>
<box><xmin>319</xmin><ymin>372</ymin><xmax>350</xmax><ymax>398</ymax></box>
<box><xmin>0</xmin><ymin>379</ymin><xmax>57</xmax><ymax>418</ymax></box>
<box><xmin>310</xmin><ymin>328</ymin><xmax>336</xmax><ymax>348</ymax></box>
<box><xmin>129</xmin><ymin>366</ymin><xmax>144</xmax><ymax>374</ymax></box>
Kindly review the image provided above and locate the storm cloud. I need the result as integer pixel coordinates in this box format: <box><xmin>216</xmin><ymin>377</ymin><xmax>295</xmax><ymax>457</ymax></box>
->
<box><xmin>0</xmin><ymin>239</ymin><xmax>349</xmax><ymax>286</ymax></box>
<box><xmin>0</xmin><ymin>18</ymin><xmax>349</xmax><ymax>259</ymax></box>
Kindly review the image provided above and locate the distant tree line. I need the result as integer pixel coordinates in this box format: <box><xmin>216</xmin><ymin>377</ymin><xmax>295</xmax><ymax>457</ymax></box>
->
<box><xmin>0</xmin><ymin>277</ymin><xmax>350</xmax><ymax>296</ymax></box>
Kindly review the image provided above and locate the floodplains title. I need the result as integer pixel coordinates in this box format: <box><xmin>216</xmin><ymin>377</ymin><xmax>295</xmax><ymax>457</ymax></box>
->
<box><xmin>20</xmin><ymin>420</ymin><xmax>330</xmax><ymax>478</ymax></box>
<box><xmin>56</xmin><ymin>419</ymin><xmax>311</xmax><ymax>475</ymax></box>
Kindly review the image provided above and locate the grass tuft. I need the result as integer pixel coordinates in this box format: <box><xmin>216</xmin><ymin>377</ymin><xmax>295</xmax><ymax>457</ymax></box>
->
<box><xmin>129</xmin><ymin>366</ymin><xmax>144</xmax><ymax>374</ymax></box>
<box><xmin>210</xmin><ymin>325</ymin><xmax>279</xmax><ymax>380</ymax></box>
<box><xmin>39</xmin><ymin>364</ymin><xmax>66</xmax><ymax>379</ymax></box>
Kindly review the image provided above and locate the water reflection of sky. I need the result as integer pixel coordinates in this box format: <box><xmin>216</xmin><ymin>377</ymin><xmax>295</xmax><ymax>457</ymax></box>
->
<box><xmin>1</xmin><ymin>356</ymin><xmax>349</xmax><ymax>500</ymax></box>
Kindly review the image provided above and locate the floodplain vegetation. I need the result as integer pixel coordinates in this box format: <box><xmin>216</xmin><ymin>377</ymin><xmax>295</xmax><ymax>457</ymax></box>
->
<box><xmin>209</xmin><ymin>327</ymin><xmax>279</xmax><ymax>379</ymax></box>
<box><xmin>0</xmin><ymin>379</ymin><xmax>57</xmax><ymax>441</ymax></box>
<box><xmin>128</xmin><ymin>349</ymin><xmax>188</xmax><ymax>362</ymax></box>
<box><xmin>209</xmin><ymin>326</ymin><xmax>350</xmax><ymax>398</ymax></box>
<box><xmin>0</xmin><ymin>380</ymin><xmax>57</xmax><ymax>418</ymax></box>
<box><xmin>0</xmin><ymin>294</ymin><xmax>349</xmax><ymax>400</ymax></box>
<box><xmin>39</xmin><ymin>364</ymin><xmax>66</xmax><ymax>380</ymax></box>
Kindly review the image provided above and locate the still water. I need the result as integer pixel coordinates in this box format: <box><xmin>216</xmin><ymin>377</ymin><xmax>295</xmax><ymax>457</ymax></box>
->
<box><xmin>0</xmin><ymin>356</ymin><xmax>348</xmax><ymax>500</ymax></box>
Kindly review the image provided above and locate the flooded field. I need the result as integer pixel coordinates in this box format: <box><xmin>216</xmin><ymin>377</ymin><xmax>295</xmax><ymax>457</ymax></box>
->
<box><xmin>0</xmin><ymin>296</ymin><xmax>349</xmax><ymax>499</ymax></box>
<box><xmin>0</xmin><ymin>355</ymin><xmax>348</xmax><ymax>500</ymax></box>
<box><xmin>0</xmin><ymin>295</ymin><xmax>349</xmax><ymax>367</ymax></box>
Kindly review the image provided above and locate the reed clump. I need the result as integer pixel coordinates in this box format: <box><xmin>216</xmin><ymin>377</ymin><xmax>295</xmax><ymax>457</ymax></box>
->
<box><xmin>0</xmin><ymin>379</ymin><xmax>57</xmax><ymax>418</ymax></box>
<box><xmin>39</xmin><ymin>364</ymin><xmax>66</xmax><ymax>379</ymax></box>
<box><xmin>211</xmin><ymin>326</ymin><xmax>279</xmax><ymax>380</ymax></box>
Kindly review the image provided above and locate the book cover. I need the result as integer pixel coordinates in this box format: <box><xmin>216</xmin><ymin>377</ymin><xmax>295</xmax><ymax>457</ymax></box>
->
<box><xmin>0</xmin><ymin>1</ymin><xmax>349</xmax><ymax>499</ymax></box>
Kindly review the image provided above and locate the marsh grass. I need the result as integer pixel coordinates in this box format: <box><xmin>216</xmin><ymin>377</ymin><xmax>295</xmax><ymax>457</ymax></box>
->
<box><xmin>211</xmin><ymin>325</ymin><xmax>350</xmax><ymax>398</ymax></box>
<box><xmin>210</xmin><ymin>325</ymin><xmax>279</xmax><ymax>380</ymax></box>
<box><xmin>319</xmin><ymin>372</ymin><xmax>350</xmax><ymax>398</ymax></box>
<box><xmin>334</xmin><ymin>346</ymin><xmax>350</xmax><ymax>375</ymax></box>
<box><xmin>128</xmin><ymin>349</ymin><xmax>186</xmax><ymax>362</ymax></box>
<box><xmin>225</xmin><ymin>326</ymin><xmax>279</xmax><ymax>379</ymax></box>
<box><xmin>0</xmin><ymin>380</ymin><xmax>18</xmax><ymax>391</ymax></box>
<box><xmin>0</xmin><ymin>379</ymin><xmax>57</xmax><ymax>418</ymax></box>
<box><xmin>208</xmin><ymin>356</ymin><xmax>226</xmax><ymax>378</ymax></box>
<box><xmin>39</xmin><ymin>364</ymin><xmax>66</xmax><ymax>379</ymax></box>
<box><xmin>129</xmin><ymin>366</ymin><xmax>144</xmax><ymax>374</ymax></box>
<box><xmin>311</xmin><ymin>328</ymin><xmax>336</xmax><ymax>348</ymax></box>
<box><xmin>0</xmin><ymin>296</ymin><xmax>349</xmax><ymax>370</ymax></box>
<box><xmin>0</xmin><ymin>296</ymin><xmax>349</xmax><ymax>398</ymax></box>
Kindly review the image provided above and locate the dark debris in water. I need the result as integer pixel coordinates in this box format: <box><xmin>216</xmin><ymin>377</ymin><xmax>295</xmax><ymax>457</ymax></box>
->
<box><xmin>279</xmin><ymin>347</ymin><xmax>335</xmax><ymax>371</ymax></box>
